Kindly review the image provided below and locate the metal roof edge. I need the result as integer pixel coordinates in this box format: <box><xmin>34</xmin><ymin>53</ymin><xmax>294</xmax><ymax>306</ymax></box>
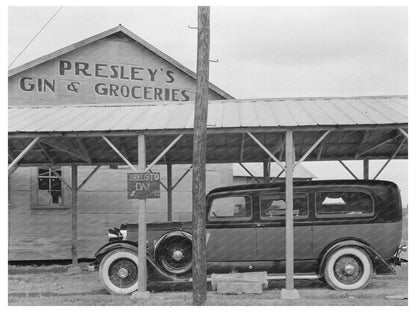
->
<box><xmin>8</xmin><ymin>25</ymin><xmax>234</xmax><ymax>100</ymax></box>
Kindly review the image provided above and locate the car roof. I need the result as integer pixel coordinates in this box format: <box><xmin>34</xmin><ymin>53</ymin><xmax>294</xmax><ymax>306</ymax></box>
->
<box><xmin>208</xmin><ymin>179</ymin><xmax>399</xmax><ymax>196</ymax></box>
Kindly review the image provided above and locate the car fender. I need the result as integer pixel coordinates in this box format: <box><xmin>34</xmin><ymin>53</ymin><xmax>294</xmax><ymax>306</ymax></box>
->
<box><xmin>153</xmin><ymin>230</ymin><xmax>192</xmax><ymax>258</ymax></box>
<box><xmin>94</xmin><ymin>240</ymin><xmax>185</xmax><ymax>282</ymax></box>
<box><xmin>318</xmin><ymin>239</ymin><xmax>395</xmax><ymax>277</ymax></box>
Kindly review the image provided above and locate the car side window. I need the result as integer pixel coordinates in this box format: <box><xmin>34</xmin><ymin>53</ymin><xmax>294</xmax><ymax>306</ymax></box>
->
<box><xmin>260</xmin><ymin>192</ymin><xmax>308</xmax><ymax>220</ymax></box>
<box><xmin>208</xmin><ymin>195</ymin><xmax>252</xmax><ymax>221</ymax></box>
<box><xmin>315</xmin><ymin>191</ymin><xmax>374</xmax><ymax>218</ymax></box>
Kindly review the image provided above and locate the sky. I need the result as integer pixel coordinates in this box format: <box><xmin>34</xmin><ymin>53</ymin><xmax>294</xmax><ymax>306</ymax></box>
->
<box><xmin>7</xmin><ymin>6</ymin><xmax>408</xmax><ymax>204</ymax></box>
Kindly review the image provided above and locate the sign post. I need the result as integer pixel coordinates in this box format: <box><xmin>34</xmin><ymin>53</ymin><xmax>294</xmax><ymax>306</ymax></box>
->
<box><xmin>130</xmin><ymin>134</ymin><xmax>153</xmax><ymax>299</ymax></box>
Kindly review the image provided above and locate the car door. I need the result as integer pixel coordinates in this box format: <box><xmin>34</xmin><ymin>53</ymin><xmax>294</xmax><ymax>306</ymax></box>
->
<box><xmin>206</xmin><ymin>192</ymin><xmax>257</xmax><ymax>262</ymax></box>
<box><xmin>256</xmin><ymin>191</ymin><xmax>313</xmax><ymax>261</ymax></box>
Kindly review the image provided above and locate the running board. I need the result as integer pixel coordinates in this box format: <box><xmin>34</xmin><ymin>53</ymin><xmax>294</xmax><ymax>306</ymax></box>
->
<box><xmin>176</xmin><ymin>274</ymin><xmax>319</xmax><ymax>283</ymax></box>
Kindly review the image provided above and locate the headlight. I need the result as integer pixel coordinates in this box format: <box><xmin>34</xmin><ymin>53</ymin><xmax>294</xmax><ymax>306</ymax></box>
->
<box><xmin>120</xmin><ymin>229</ymin><xmax>127</xmax><ymax>240</ymax></box>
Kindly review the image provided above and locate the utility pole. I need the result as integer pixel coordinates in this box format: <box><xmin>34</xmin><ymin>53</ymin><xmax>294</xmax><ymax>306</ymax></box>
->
<box><xmin>192</xmin><ymin>6</ymin><xmax>210</xmax><ymax>306</ymax></box>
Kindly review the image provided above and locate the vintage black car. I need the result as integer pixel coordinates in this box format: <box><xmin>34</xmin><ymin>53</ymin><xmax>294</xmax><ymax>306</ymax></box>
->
<box><xmin>94</xmin><ymin>180</ymin><xmax>405</xmax><ymax>294</ymax></box>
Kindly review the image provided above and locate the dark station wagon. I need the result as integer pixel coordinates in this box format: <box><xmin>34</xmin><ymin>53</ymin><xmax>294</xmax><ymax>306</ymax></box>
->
<box><xmin>94</xmin><ymin>180</ymin><xmax>405</xmax><ymax>294</ymax></box>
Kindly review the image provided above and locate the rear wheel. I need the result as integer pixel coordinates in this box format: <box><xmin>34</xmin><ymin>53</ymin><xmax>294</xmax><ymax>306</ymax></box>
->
<box><xmin>324</xmin><ymin>247</ymin><xmax>373</xmax><ymax>290</ymax></box>
<box><xmin>99</xmin><ymin>249</ymin><xmax>139</xmax><ymax>294</ymax></box>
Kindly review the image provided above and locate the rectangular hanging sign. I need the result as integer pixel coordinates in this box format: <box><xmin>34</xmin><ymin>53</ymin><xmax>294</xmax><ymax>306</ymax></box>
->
<box><xmin>127</xmin><ymin>172</ymin><xmax>161</xmax><ymax>199</ymax></box>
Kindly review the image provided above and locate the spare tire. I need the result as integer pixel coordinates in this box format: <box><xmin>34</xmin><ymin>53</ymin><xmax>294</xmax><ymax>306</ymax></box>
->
<box><xmin>155</xmin><ymin>236</ymin><xmax>192</xmax><ymax>275</ymax></box>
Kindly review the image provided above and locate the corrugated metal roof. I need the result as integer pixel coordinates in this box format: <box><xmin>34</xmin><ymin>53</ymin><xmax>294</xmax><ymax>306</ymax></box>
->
<box><xmin>8</xmin><ymin>96</ymin><xmax>408</xmax><ymax>134</ymax></box>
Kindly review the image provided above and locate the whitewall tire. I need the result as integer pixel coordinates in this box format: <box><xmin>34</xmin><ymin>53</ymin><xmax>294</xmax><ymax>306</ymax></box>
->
<box><xmin>324</xmin><ymin>247</ymin><xmax>373</xmax><ymax>290</ymax></box>
<box><xmin>99</xmin><ymin>249</ymin><xmax>139</xmax><ymax>295</ymax></box>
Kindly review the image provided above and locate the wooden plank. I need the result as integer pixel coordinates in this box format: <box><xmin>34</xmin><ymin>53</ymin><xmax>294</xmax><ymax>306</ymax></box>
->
<box><xmin>136</xmin><ymin>134</ymin><xmax>148</xmax><ymax>295</ymax></box>
<box><xmin>338</xmin><ymin>160</ymin><xmax>359</xmax><ymax>180</ymax></box>
<box><xmin>285</xmin><ymin>130</ymin><xmax>295</xmax><ymax>291</ymax></box>
<box><xmin>8</xmin><ymin>137</ymin><xmax>40</xmax><ymax>174</ymax></box>
<box><xmin>71</xmin><ymin>165</ymin><xmax>78</xmax><ymax>266</ymax></box>
<box><xmin>145</xmin><ymin>134</ymin><xmax>184</xmax><ymax>172</ymax></box>
<box><xmin>363</xmin><ymin>159</ymin><xmax>369</xmax><ymax>180</ymax></box>
<box><xmin>167</xmin><ymin>164</ymin><xmax>173</xmax><ymax>221</ymax></box>
<box><xmin>373</xmin><ymin>138</ymin><xmax>406</xmax><ymax>180</ymax></box>
<box><xmin>101</xmin><ymin>136</ymin><xmax>137</xmax><ymax>172</ymax></box>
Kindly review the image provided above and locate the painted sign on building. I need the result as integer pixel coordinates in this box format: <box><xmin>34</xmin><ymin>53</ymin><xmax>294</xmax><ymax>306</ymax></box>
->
<box><xmin>8</xmin><ymin>30</ymin><xmax>227</xmax><ymax>106</ymax></box>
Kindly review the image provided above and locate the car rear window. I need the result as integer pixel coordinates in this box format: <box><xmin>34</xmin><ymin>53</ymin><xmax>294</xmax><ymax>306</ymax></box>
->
<box><xmin>315</xmin><ymin>191</ymin><xmax>374</xmax><ymax>218</ymax></box>
<box><xmin>208</xmin><ymin>195</ymin><xmax>252</xmax><ymax>221</ymax></box>
<box><xmin>260</xmin><ymin>192</ymin><xmax>309</xmax><ymax>220</ymax></box>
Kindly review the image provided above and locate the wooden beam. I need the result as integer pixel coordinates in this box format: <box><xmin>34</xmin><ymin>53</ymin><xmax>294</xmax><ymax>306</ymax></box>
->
<box><xmin>8</xmin><ymin>137</ymin><xmax>40</xmax><ymax>174</ymax></box>
<box><xmin>71</xmin><ymin>165</ymin><xmax>78</xmax><ymax>266</ymax></box>
<box><xmin>238</xmin><ymin>163</ymin><xmax>261</xmax><ymax>183</ymax></box>
<box><xmin>338</xmin><ymin>160</ymin><xmax>359</xmax><ymax>180</ymax></box>
<box><xmin>263</xmin><ymin>161</ymin><xmax>270</xmax><ymax>183</ymax></box>
<box><xmin>246</xmin><ymin>132</ymin><xmax>286</xmax><ymax>172</ymax></box>
<box><xmin>172</xmin><ymin>165</ymin><xmax>193</xmax><ymax>190</ymax></box>
<box><xmin>76</xmin><ymin>138</ymin><xmax>92</xmax><ymax>165</ymax></box>
<box><xmin>398</xmin><ymin>128</ymin><xmax>408</xmax><ymax>139</ymax></box>
<box><xmin>354</xmin><ymin>130</ymin><xmax>370</xmax><ymax>159</ymax></box>
<box><xmin>78</xmin><ymin>166</ymin><xmax>101</xmax><ymax>191</ymax></box>
<box><xmin>131</xmin><ymin>134</ymin><xmax>149</xmax><ymax>299</ymax></box>
<box><xmin>41</xmin><ymin>140</ymin><xmax>90</xmax><ymax>162</ymax></box>
<box><xmin>373</xmin><ymin>138</ymin><xmax>406</xmax><ymax>180</ymax></box>
<box><xmin>50</xmin><ymin>168</ymin><xmax>72</xmax><ymax>191</ymax></box>
<box><xmin>147</xmin><ymin>168</ymin><xmax>168</xmax><ymax>191</ymax></box>
<box><xmin>363</xmin><ymin>159</ymin><xmax>369</xmax><ymax>180</ymax></box>
<box><xmin>102</xmin><ymin>136</ymin><xmax>137</xmax><ymax>172</ymax></box>
<box><xmin>167</xmin><ymin>164</ymin><xmax>173</xmax><ymax>221</ymax></box>
<box><xmin>284</xmin><ymin>130</ymin><xmax>296</xmax><ymax>293</ymax></box>
<box><xmin>38</xmin><ymin>142</ymin><xmax>56</xmax><ymax>166</ymax></box>
<box><xmin>240</xmin><ymin>133</ymin><xmax>245</xmax><ymax>163</ymax></box>
<box><xmin>357</xmin><ymin>130</ymin><xmax>400</xmax><ymax>157</ymax></box>
<box><xmin>145</xmin><ymin>134</ymin><xmax>184</xmax><ymax>173</ymax></box>
<box><xmin>294</xmin><ymin>130</ymin><xmax>331</xmax><ymax>170</ymax></box>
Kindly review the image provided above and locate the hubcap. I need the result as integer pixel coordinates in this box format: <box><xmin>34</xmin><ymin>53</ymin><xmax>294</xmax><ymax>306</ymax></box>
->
<box><xmin>172</xmin><ymin>250</ymin><xmax>184</xmax><ymax>261</ymax></box>
<box><xmin>344</xmin><ymin>264</ymin><xmax>355</xmax><ymax>275</ymax></box>
<box><xmin>118</xmin><ymin>267</ymin><xmax>129</xmax><ymax>278</ymax></box>
<box><xmin>108</xmin><ymin>258</ymin><xmax>137</xmax><ymax>288</ymax></box>
<box><xmin>334</xmin><ymin>255</ymin><xmax>363</xmax><ymax>285</ymax></box>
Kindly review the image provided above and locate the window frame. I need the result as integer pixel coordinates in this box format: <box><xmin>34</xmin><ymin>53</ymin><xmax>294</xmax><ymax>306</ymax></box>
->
<box><xmin>314</xmin><ymin>189</ymin><xmax>375</xmax><ymax>219</ymax></box>
<box><xmin>31</xmin><ymin>166</ymin><xmax>71</xmax><ymax>209</ymax></box>
<box><xmin>259</xmin><ymin>192</ymin><xmax>309</xmax><ymax>221</ymax></box>
<box><xmin>207</xmin><ymin>194</ymin><xmax>253</xmax><ymax>222</ymax></box>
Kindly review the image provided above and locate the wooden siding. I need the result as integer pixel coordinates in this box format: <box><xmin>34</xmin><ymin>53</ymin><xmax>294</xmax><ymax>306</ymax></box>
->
<box><xmin>8</xmin><ymin>164</ymin><xmax>233</xmax><ymax>260</ymax></box>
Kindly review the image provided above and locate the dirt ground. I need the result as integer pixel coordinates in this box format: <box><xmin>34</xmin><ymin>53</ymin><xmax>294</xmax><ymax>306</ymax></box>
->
<box><xmin>8</xmin><ymin>261</ymin><xmax>408</xmax><ymax>306</ymax></box>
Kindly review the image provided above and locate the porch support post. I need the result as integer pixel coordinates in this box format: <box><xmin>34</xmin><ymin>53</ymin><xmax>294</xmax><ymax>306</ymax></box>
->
<box><xmin>8</xmin><ymin>137</ymin><xmax>40</xmax><ymax>175</ymax></box>
<box><xmin>167</xmin><ymin>163</ymin><xmax>173</xmax><ymax>221</ymax></box>
<box><xmin>131</xmin><ymin>134</ymin><xmax>149</xmax><ymax>299</ymax></box>
<box><xmin>281</xmin><ymin>130</ymin><xmax>299</xmax><ymax>299</ymax></box>
<box><xmin>71</xmin><ymin>165</ymin><xmax>78</xmax><ymax>266</ymax></box>
<box><xmin>363</xmin><ymin>159</ymin><xmax>369</xmax><ymax>180</ymax></box>
<box><xmin>263</xmin><ymin>161</ymin><xmax>270</xmax><ymax>183</ymax></box>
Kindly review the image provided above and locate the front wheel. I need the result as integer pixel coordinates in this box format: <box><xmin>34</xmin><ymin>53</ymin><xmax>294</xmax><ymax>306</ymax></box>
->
<box><xmin>324</xmin><ymin>247</ymin><xmax>373</xmax><ymax>290</ymax></box>
<box><xmin>99</xmin><ymin>249</ymin><xmax>139</xmax><ymax>294</ymax></box>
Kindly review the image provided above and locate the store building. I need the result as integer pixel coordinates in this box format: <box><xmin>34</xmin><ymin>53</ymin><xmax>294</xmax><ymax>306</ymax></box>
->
<box><xmin>8</xmin><ymin>25</ymin><xmax>233</xmax><ymax>261</ymax></box>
